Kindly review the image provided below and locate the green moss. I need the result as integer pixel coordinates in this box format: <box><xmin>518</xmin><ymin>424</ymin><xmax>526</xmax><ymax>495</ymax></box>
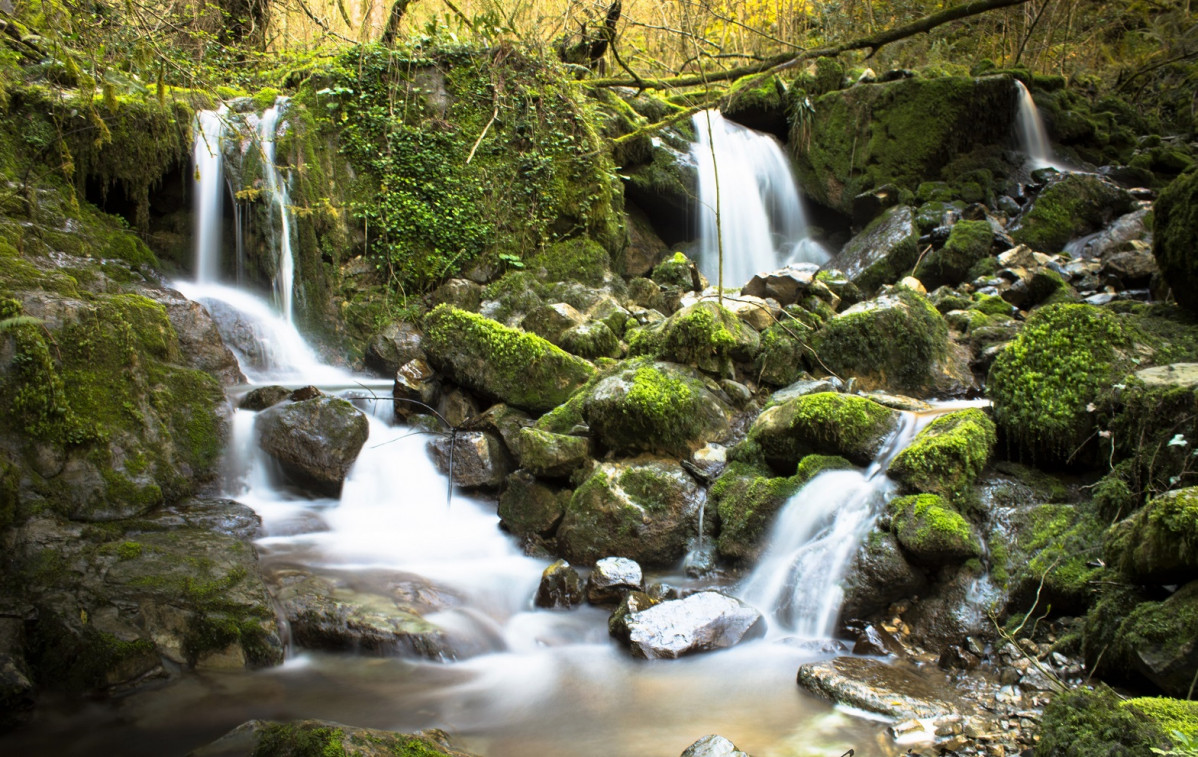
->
<box><xmin>253</xmin><ymin>723</ymin><xmax>348</xmax><ymax>757</ymax></box>
<box><xmin>1105</xmin><ymin>487</ymin><xmax>1198</xmax><ymax>584</ymax></box>
<box><xmin>525</xmin><ymin>237</ymin><xmax>611</xmax><ymax>287</ymax></box>
<box><xmin>1123</xmin><ymin>698</ymin><xmax>1198</xmax><ymax>742</ymax></box>
<box><xmin>1036</xmin><ymin>686</ymin><xmax>1168</xmax><ymax>757</ymax></box>
<box><xmin>748</xmin><ymin>392</ymin><xmax>897</xmax><ymax>471</ymax></box>
<box><xmin>650</xmin><ymin>251</ymin><xmax>698</xmax><ymax>290</ymax></box>
<box><xmin>988</xmin><ymin>303</ymin><xmax>1134</xmax><ymax>463</ymax></box>
<box><xmin>1012</xmin><ymin>174</ymin><xmax>1134</xmax><ymax>253</ymax></box>
<box><xmin>888</xmin><ymin>493</ymin><xmax>981</xmax><ymax>566</ymax></box>
<box><xmin>914</xmin><ymin>219</ymin><xmax>993</xmax><ymax>289</ymax></box>
<box><xmin>972</xmin><ymin>292</ymin><xmax>1014</xmax><ymax>317</ymax></box>
<box><xmin>813</xmin><ymin>286</ymin><xmax>949</xmax><ymax>394</ymax></box>
<box><xmin>636</xmin><ymin>301</ymin><xmax>759</xmax><ymax>375</ymax></box>
<box><xmin>755</xmin><ymin>321</ymin><xmax>813</xmax><ymax>387</ymax></box>
<box><xmin>887</xmin><ymin>408</ymin><xmax>996</xmax><ymax>502</ymax></box>
<box><xmin>1008</xmin><ymin>504</ymin><xmax>1104</xmax><ymax>616</ymax></box>
<box><xmin>423</xmin><ymin>304</ymin><xmax>593</xmax><ymax>413</ymax></box>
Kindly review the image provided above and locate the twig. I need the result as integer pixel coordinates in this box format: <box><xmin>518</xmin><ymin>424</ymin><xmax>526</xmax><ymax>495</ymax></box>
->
<box><xmin>465</xmin><ymin>107</ymin><xmax>499</xmax><ymax>164</ymax></box>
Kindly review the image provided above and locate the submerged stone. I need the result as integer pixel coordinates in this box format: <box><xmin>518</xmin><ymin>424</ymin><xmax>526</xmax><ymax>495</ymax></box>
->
<box><xmin>796</xmin><ymin>656</ymin><xmax>961</xmax><ymax>719</ymax></box>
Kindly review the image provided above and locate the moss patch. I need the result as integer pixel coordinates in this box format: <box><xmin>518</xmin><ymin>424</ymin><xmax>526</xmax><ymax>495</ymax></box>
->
<box><xmin>1036</xmin><ymin>686</ymin><xmax>1168</xmax><ymax>757</ymax></box>
<box><xmin>914</xmin><ymin>219</ymin><xmax>994</xmax><ymax>289</ymax></box>
<box><xmin>887</xmin><ymin>408</ymin><xmax>996</xmax><ymax>502</ymax></box>
<box><xmin>888</xmin><ymin>493</ymin><xmax>981</xmax><ymax>566</ymax></box>
<box><xmin>1154</xmin><ymin>169</ymin><xmax>1198</xmax><ymax>314</ymax></box>
<box><xmin>747</xmin><ymin>392</ymin><xmax>898</xmax><ymax>471</ymax></box>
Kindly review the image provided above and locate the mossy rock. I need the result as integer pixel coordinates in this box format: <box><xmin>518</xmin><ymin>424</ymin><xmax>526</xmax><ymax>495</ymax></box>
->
<box><xmin>514</xmin><ymin>427</ymin><xmax>590</xmax><ymax>479</ymax></box>
<box><xmin>828</xmin><ymin>205</ymin><xmax>920</xmax><ymax>294</ymax></box>
<box><xmin>207</xmin><ymin>719</ymin><xmax>477</xmax><ymax>756</ymax></box>
<box><xmin>1101</xmin><ymin>580</ymin><xmax>1198</xmax><ymax>698</ymax></box>
<box><xmin>888</xmin><ymin>493</ymin><xmax>981</xmax><ymax>566</ymax></box>
<box><xmin>712</xmin><ymin>455</ymin><xmax>852</xmax><ymax>561</ymax></box>
<box><xmin>422</xmin><ymin>304</ymin><xmax>594</xmax><ymax>414</ymax></box>
<box><xmin>1002</xmin><ymin>503</ymin><xmax>1104</xmax><ymax>617</ymax></box>
<box><xmin>632</xmin><ymin>300</ymin><xmax>761</xmax><ymax>375</ymax></box>
<box><xmin>1010</xmin><ymin>173</ymin><xmax>1134</xmax><ymax>253</ymax></box>
<box><xmin>988</xmin><ymin>304</ymin><xmax>1135</xmax><ymax>464</ymax></box>
<box><xmin>1122</xmin><ymin>698</ymin><xmax>1198</xmax><ymax>745</ymax></box>
<box><xmin>255</xmin><ymin>397</ymin><xmax>370</xmax><ymax>497</ymax></box>
<box><xmin>754</xmin><ymin>321</ymin><xmax>814</xmax><ymax>387</ymax></box>
<box><xmin>1105</xmin><ymin>487</ymin><xmax>1198</xmax><ymax>585</ymax></box>
<box><xmin>1153</xmin><ymin>169</ymin><xmax>1198</xmax><ymax>314</ymax></box>
<box><xmin>1035</xmin><ymin>686</ymin><xmax>1170</xmax><ymax>757</ymax></box>
<box><xmin>497</xmin><ymin>470</ymin><xmax>568</xmax><ymax>539</ymax></box>
<box><xmin>556</xmin><ymin>459</ymin><xmax>705</xmax><ymax>567</ymax></box>
<box><xmin>651</xmin><ymin>251</ymin><xmax>703</xmax><ymax>291</ymax></box>
<box><xmin>558</xmin><ymin>320</ymin><xmax>621</xmax><ymax>360</ymax></box>
<box><xmin>887</xmin><ymin>408</ymin><xmax>996</xmax><ymax>502</ymax></box>
<box><xmin>913</xmin><ymin>219</ymin><xmax>995</xmax><ymax>289</ymax></box>
<box><xmin>746</xmin><ymin>392</ymin><xmax>899</xmax><ymax>472</ymax></box>
<box><xmin>812</xmin><ymin>286</ymin><xmax>950</xmax><ymax>395</ymax></box>
<box><xmin>581</xmin><ymin>359</ymin><xmax>732</xmax><ymax>456</ymax></box>
<box><xmin>524</xmin><ymin>237</ymin><xmax>612</xmax><ymax>288</ymax></box>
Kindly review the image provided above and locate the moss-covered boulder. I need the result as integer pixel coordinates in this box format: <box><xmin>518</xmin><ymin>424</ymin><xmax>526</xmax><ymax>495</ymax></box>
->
<box><xmin>497</xmin><ymin>470</ymin><xmax>568</xmax><ymax>539</ymax></box>
<box><xmin>422</xmin><ymin>305</ymin><xmax>594</xmax><ymax>413</ymax></box>
<box><xmin>196</xmin><ymin>719</ymin><xmax>477</xmax><ymax>757</ymax></box>
<box><xmin>1153</xmin><ymin>169</ymin><xmax>1198</xmax><ymax>314</ymax></box>
<box><xmin>559</xmin><ymin>320</ymin><xmax>621</xmax><ymax>360</ymax></box>
<box><xmin>556</xmin><ymin>458</ymin><xmax>705</xmax><ymax>567</ymax></box>
<box><xmin>988</xmin><ymin>303</ymin><xmax>1136</xmax><ymax>463</ymax></box>
<box><xmin>1090</xmin><ymin>580</ymin><xmax>1198</xmax><ymax>698</ymax></box>
<box><xmin>746</xmin><ymin>392</ymin><xmax>899</xmax><ymax>471</ymax></box>
<box><xmin>632</xmin><ymin>300</ymin><xmax>760</xmax><ymax>375</ymax></box>
<box><xmin>514</xmin><ymin>427</ymin><xmax>591</xmax><ymax>479</ymax></box>
<box><xmin>581</xmin><ymin>360</ymin><xmax>732</xmax><ymax>456</ymax></box>
<box><xmin>1011</xmin><ymin>173</ymin><xmax>1134</xmax><ymax>253</ymax></box>
<box><xmin>812</xmin><ymin>286</ymin><xmax>951</xmax><ymax>395</ymax></box>
<box><xmin>913</xmin><ymin>219</ymin><xmax>995</xmax><ymax>289</ymax></box>
<box><xmin>887</xmin><ymin>408</ymin><xmax>996</xmax><ymax>502</ymax></box>
<box><xmin>754</xmin><ymin>321</ymin><xmax>814</xmax><ymax>387</ymax></box>
<box><xmin>1001</xmin><ymin>503</ymin><xmax>1104</xmax><ymax>617</ymax></box>
<box><xmin>1036</xmin><ymin>686</ymin><xmax>1172</xmax><ymax>757</ymax></box>
<box><xmin>827</xmin><ymin>205</ymin><xmax>919</xmax><ymax>294</ymax></box>
<box><xmin>255</xmin><ymin>397</ymin><xmax>369</xmax><ymax>497</ymax></box>
<box><xmin>524</xmin><ymin>237</ymin><xmax>613</xmax><ymax>288</ymax></box>
<box><xmin>840</xmin><ymin>530</ymin><xmax>927</xmax><ymax>622</ymax></box>
<box><xmin>712</xmin><ymin>455</ymin><xmax>853</xmax><ymax>561</ymax></box>
<box><xmin>793</xmin><ymin>75</ymin><xmax>1017</xmax><ymax>216</ymax></box>
<box><xmin>1105</xmin><ymin>487</ymin><xmax>1198</xmax><ymax>585</ymax></box>
<box><xmin>888</xmin><ymin>493</ymin><xmax>981</xmax><ymax>566</ymax></box>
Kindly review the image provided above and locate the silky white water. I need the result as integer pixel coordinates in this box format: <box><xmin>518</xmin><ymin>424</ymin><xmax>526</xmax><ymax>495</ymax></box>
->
<box><xmin>1014</xmin><ymin>80</ymin><xmax>1067</xmax><ymax>171</ymax></box>
<box><xmin>193</xmin><ymin>106</ymin><xmax>228</xmax><ymax>284</ymax></box>
<box><xmin>256</xmin><ymin>98</ymin><xmax>297</xmax><ymax>323</ymax></box>
<box><xmin>692</xmin><ymin>110</ymin><xmax>829</xmax><ymax>288</ymax></box>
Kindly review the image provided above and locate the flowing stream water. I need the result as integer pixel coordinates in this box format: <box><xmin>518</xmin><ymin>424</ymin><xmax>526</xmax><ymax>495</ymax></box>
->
<box><xmin>1013</xmin><ymin>80</ymin><xmax>1067</xmax><ymax>171</ymax></box>
<box><xmin>692</xmin><ymin>110</ymin><xmax>830</xmax><ymax>288</ymax></box>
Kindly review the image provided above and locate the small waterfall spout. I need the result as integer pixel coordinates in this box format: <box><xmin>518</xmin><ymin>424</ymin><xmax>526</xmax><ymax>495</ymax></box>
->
<box><xmin>256</xmin><ymin>98</ymin><xmax>296</xmax><ymax>324</ymax></box>
<box><xmin>692</xmin><ymin>110</ymin><xmax>829</xmax><ymax>289</ymax></box>
<box><xmin>1014</xmin><ymin>80</ymin><xmax>1059</xmax><ymax>170</ymax></box>
<box><xmin>193</xmin><ymin>106</ymin><xmax>229</xmax><ymax>284</ymax></box>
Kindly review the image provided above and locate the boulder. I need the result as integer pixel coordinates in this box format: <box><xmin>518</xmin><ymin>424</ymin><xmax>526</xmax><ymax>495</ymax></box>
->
<box><xmin>497</xmin><ymin>470</ymin><xmax>567</xmax><ymax>538</ymax></box>
<box><xmin>559</xmin><ymin>458</ymin><xmax>706</xmax><ymax>568</ymax></box>
<box><xmin>1153</xmin><ymin>168</ymin><xmax>1198</xmax><ymax>313</ymax></box>
<box><xmin>239</xmin><ymin>385</ymin><xmax>291</xmax><ymax>411</ymax></box>
<box><xmin>619</xmin><ymin>204</ymin><xmax>670</xmax><ymax>277</ymax></box>
<box><xmin>255</xmin><ymin>397</ymin><xmax>369</xmax><ymax>497</ymax></box>
<box><xmin>840</xmin><ymin>531</ymin><xmax>927</xmax><ymax>622</ymax></box>
<box><xmin>1105</xmin><ymin>581</ymin><xmax>1198</xmax><ymax>698</ymax></box>
<box><xmin>585</xmin><ymin>556</ymin><xmax>644</xmax><ymax>604</ymax></box>
<box><xmin>581</xmin><ymin>360</ymin><xmax>732</xmax><ymax>457</ymax></box>
<box><xmin>825</xmin><ymin>205</ymin><xmax>919</xmax><ymax>293</ymax></box>
<box><xmin>621</xmin><ymin>592</ymin><xmax>763</xmax><ymax>659</ymax></box>
<box><xmin>364</xmin><ymin>321</ymin><xmax>423</xmax><ymax>377</ymax></box>
<box><xmin>160</xmin><ymin>289</ymin><xmax>246</xmax><ymax>385</ymax></box>
<box><xmin>535</xmin><ymin>560</ymin><xmax>584</xmax><ymax>609</ymax></box>
<box><xmin>514</xmin><ymin>427</ymin><xmax>590</xmax><ymax>479</ymax></box>
<box><xmin>888</xmin><ymin>494</ymin><xmax>981</xmax><ymax>567</ymax></box>
<box><xmin>913</xmin><ymin>219</ymin><xmax>995</xmax><ymax>289</ymax></box>
<box><xmin>651</xmin><ymin>251</ymin><xmax>705</xmax><ymax>291</ymax></box>
<box><xmin>523</xmin><ymin>237</ymin><xmax>613</xmax><ymax>288</ymax></box>
<box><xmin>607</xmin><ymin>590</ymin><xmax>660</xmax><ymax>641</ymax></box>
<box><xmin>392</xmin><ymin>358</ymin><xmax>439</xmax><ymax>419</ymax></box>
<box><xmin>680</xmin><ymin>735</ymin><xmax>752</xmax><ymax>757</ymax></box>
<box><xmin>742</xmin><ymin>264</ymin><xmax>821</xmax><ymax>307</ymax></box>
<box><xmin>887</xmin><ymin>408</ymin><xmax>996</xmax><ymax>502</ymax></box>
<box><xmin>746</xmin><ymin>392</ymin><xmax>899</xmax><ymax>471</ymax></box>
<box><xmin>558</xmin><ymin>320</ymin><xmax>621</xmax><ymax>360</ymax></box>
<box><xmin>754</xmin><ymin>321</ymin><xmax>814</xmax><ymax>387</ymax></box>
<box><xmin>1010</xmin><ymin>173</ymin><xmax>1135</xmax><ymax>253</ymax></box>
<box><xmin>632</xmin><ymin>301</ymin><xmax>761</xmax><ymax>375</ymax></box>
<box><xmin>429</xmin><ymin>431</ymin><xmax>511</xmax><ymax>490</ymax></box>
<box><xmin>422</xmin><ymin>305</ymin><xmax>594</xmax><ymax>413</ymax></box>
<box><xmin>812</xmin><ymin>286</ymin><xmax>952</xmax><ymax>395</ymax></box>
<box><xmin>998</xmin><ymin>502</ymin><xmax>1104</xmax><ymax>618</ymax></box>
<box><xmin>796</xmin><ymin>656</ymin><xmax>961</xmax><ymax>719</ymax></box>
<box><xmin>522</xmin><ymin>302</ymin><xmax>587</xmax><ymax>345</ymax></box>
<box><xmin>1105</xmin><ymin>487</ymin><xmax>1198</xmax><ymax>585</ymax></box>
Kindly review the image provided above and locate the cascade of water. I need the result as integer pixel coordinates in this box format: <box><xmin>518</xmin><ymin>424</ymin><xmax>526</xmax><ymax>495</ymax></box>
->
<box><xmin>1014</xmin><ymin>80</ymin><xmax>1059</xmax><ymax>170</ymax></box>
<box><xmin>256</xmin><ymin>98</ymin><xmax>297</xmax><ymax>324</ymax></box>
<box><xmin>193</xmin><ymin>106</ymin><xmax>229</xmax><ymax>283</ymax></box>
<box><xmin>692</xmin><ymin>110</ymin><xmax>829</xmax><ymax>289</ymax></box>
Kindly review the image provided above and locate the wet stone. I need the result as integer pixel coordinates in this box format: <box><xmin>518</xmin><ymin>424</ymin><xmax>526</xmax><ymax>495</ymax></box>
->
<box><xmin>535</xmin><ymin>560</ymin><xmax>584</xmax><ymax>609</ymax></box>
<box><xmin>623</xmin><ymin>592</ymin><xmax>763</xmax><ymax>660</ymax></box>
<box><xmin>680</xmin><ymin>734</ymin><xmax>752</xmax><ymax>757</ymax></box>
<box><xmin>585</xmin><ymin>557</ymin><xmax>644</xmax><ymax>604</ymax></box>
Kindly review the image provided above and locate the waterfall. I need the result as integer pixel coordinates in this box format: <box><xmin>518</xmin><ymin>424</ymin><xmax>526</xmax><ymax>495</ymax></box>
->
<box><xmin>193</xmin><ymin>106</ymin><xmax>229</xmax><ymax>284</ymax></box>
<box><xmin>1014</xmin><ymin>80</ymin><xmax>1058</xmax><ymax>170</ymax></box>
<box><xmin>256</xmin><ymin>98</ymin><xmax>297</xmax><ymax>324</ymax></box>
<box><xmin>692</xmin><ymin>110</ymin><xmax>829</xmax><ymax>289</ymax></box>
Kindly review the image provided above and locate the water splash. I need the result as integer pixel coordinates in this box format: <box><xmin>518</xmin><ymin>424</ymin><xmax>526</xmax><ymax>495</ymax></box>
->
<box><xmin>692</xmin><ymin>110</ymin><xmax>829</xmax><ymax>288</ymax></box>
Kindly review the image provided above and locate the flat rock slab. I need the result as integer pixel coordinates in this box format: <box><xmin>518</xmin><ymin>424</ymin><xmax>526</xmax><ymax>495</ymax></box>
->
<box><xmin>796</xmin><ymin>656</ymin><xmax>962</xmax><ymax>719</ymax></box>
<box><xmin>624</xmin><ymin>591</ymin><xmax>763</xmax><ymax>659</ymax></box>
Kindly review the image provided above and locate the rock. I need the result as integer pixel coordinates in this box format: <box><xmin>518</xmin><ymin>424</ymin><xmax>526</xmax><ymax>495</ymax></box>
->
<box><xmin>560</xmin><ymin>459</ymin><xmax>706</xmax><ymax>568</ymax></box>
<box><xmin>887</xmin><ymin>408</ymin><xmax>996</xmax><ymax>501</ymax></box>
<box><xmin>1102</xmin><ymin>247</ymin><xmax>1159</xmax><ymax>289</ymax></box>
<box><xmin>428</xmin><ymin>431</ymin><xmax>511</xmax><ymax>490</ymax></box>
<box><xmin>607</xmin><ymin>590</ymin><xmax>660</xmax><ymax>641</ymax></box>
<box><xmin>523</xmin><ymin>237</ymin><xmax>614</xmax><ymax>288</ymax></box>
<box><xmin>1105</xmin><ymin>487</ymin><xmax>1198</xmax><ymax>584</ymax></box>
<box><xmin>289</xmin><ymin>386</ymin><xmax>323</xmax><ymax>402</ymax></box>
<box><xmin>1010</xmin><ymin>173</ymin><xmax>1135</xmax><ymax>253</ymax></box>
<box><xmin>826</xmin><ymin>205</ymin><xmax>920</xmax><ymax>293</ymax></box>
<box><xmin>1152</xmin><ymin>169</ymin><xmax>1198</xmax><ymax>313</ymax></box>
<box><xmin>888</xmin><ymin>494</ymin><xmax>981</xmax><ymax>566</ymax></box>
<box><xmin>796</xmin><ymin>656</ymin><xmax>961</xmax><ymax>719</ymax></box>
<box><xmin>853</xmin><ymin>623</ymin><xmax>903</xmax><ymax>656</ymax></box>
<box><xmin>1067</xmin><ymin>208</ymin><xmax>1151</xmax><ymax>260</ymax></box>
<box><xmin>190</xmin><ymin>719</ymin><xmax>478</xmax><ymax>757</ymax></box>
<box><xmin>514</xmin><ymin>427</ymin><xmax>590</xmax><ymax>479</ymax></box>
<box><xmin>812</xmin><ymin>286</ymin><xmax>953</xmax><ymax>395</ymax></box>
<box><xmin>255</xmin><ymin>397</ymin><xmax>369</xmax><ymax>497</ymax></box>
<box><xmin>580</xmin><ymin>360</ymin><xmax>732</xmax><ymax>456</ymax></box>
<box><xmin>364</xmin><ymin>321</ymin><xmax>423</xmax><ymax>377</ymax></box>
<box><xmin>914</xmin><ymin>219</ymin><xmax>996</xmax><ymax>289</ymax></box>
<box><xmin>840</xmin><ymin>531</ymin><xmax>927</xmax><ymax>623</ymax></box>
<box><xmin>620</xmin><ymin>204</ymin><xmax>671</xmax><ymax>277</ymax></box>
<box><xmin>622</xmin><ymin>592</ymin><xmax>763</xmax><ymax>659</ymax></box>
<box><xmin>651</xmin><ymin>252</ymin><xmax>704</xmax><ymax>292</ymax></box>
<box><xmin>497</xmin><ymin>470</ymin><xmax>566</xmax><ymax>538</ymax></box>
<box><xmin>422</xmin><ymin>304</ymin><xmax>594</xmax><ymax>414</ymax></box>
<box><xmin>430</xmin><ymin>278</ymin><xmax>484</xmax><ymax>312</ymax></box>
<box><xmin>535</xmin><ymin>560</ymin><xmax>584</xmax><ymax>609</ymax></box>
<box><xmin>271</xmin><ymin>571</ymin><xmax>453</xmax><ymax>659</ymax></box>
<box><xmin>746</xmin><ymin>391</ymin><xmax>899</xmax><ymax>471</ymax></box>
<box><xmin>633</xmin><ymin>300</ymin><xmax>761</xmax><ymax>375</ymax></box>
<box><xmin>239</xmin><ymin>385</ymin><xmax>291</xmax><ymax>411</ymax></box>
<box><xmin>1001</xmin><ymin>503</ymin><xmax>1104</xmax><ymax>617</ymax></box>
<box><xmin>742</xmin><ymin>264</ymin><xmax>820</xmax><ymax>306</ymax></box>
<box><xmin>392</xmin><ymin>358</ymin><xmax>439</xmax><ymax>419</ymax></box>
<box><xmin>938</xmin><ymin>644</ymin><xmax>981</xmax><ymax>671</ymax></box>
<box><xmin>522</xmin><ymin>302</ymin><xmax>587</xmax><ymax>345</ymax></box>
<box><xmin>161</xmin><ymin>290</ymin><xmax>246</xmax><ymax>385</ymax></box>
<box><xmin>0</xmin><ymin>650</ymin><xmax>34</xmax><ymax>729</ymax></box>
<box><xmin>558</xmin><ymin>320</ymin><xmax>621</xmax><ymax>359</ymax></box>
<box><xmin>754</xmin><ymin>321</ymin><xmax>814</xmax><ymax>387</ymax></box>
<box><xmin>585</xmin><ymin>556</ymin><xmax>644</xmax><ymax>603</ymax></box>
<box><xmin>680</xmin><ymin>734</ymin><xmax>752</xmax><ymax>757</ymax></box>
